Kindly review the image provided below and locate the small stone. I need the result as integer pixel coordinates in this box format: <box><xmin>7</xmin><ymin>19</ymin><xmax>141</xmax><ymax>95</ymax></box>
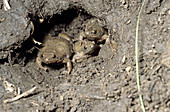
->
<box><xmin>126</xmin><ymin>66</ymin><xmax>131</xmax><ymax>73</ymax></box>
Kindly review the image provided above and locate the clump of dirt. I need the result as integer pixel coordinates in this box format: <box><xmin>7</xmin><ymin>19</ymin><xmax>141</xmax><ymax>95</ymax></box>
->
<box><xmin>161</xmin><ymin>39</ymin><xmax>170</xmax><ymax>68</ymax></box>
<box><xmin>0</xmin><ymin>0</ymin><xmax>169</xmax><ymax>112</ymax></box>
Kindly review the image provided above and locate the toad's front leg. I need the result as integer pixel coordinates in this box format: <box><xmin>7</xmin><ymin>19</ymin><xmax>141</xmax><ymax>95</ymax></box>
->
<box><xmin>67</xmin><ymin>59</ymin><xmax>72</xmax><ymax>74</ymax></box>
<box><xmin>36</xmin><ymin>57</ymin><xmax>48</xmax><ymax>71</ymax></box>
<box><xmin>79</xmin><ymin>32</ymin><xmax>87</xmax><ymax>41</ymax></box>
<box><xmin>72</xmin><ymin>52</ymin><xmax>90</xmax><ymax>63</ymax></box>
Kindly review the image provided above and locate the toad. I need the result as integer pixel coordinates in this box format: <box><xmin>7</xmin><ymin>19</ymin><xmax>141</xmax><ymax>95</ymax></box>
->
<box><xmin>36</xmin><ymin>33</ymin><xmax>73</xmax><ymax>74</ymax></box>
<box><xmin>72</xmin><ymin>40</ymin><xmax>100</xmax><ymax>63</ymax></box>
<box><xmin>79</xmin><ymin>19</ymin><xmax>109</xmax><ymax>43</ymax></box>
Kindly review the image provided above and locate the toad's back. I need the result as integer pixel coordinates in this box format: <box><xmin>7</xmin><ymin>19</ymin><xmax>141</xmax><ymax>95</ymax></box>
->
<box><xmin>44</xmin><ymin>37</ymin><xmax>72</xmax><ymax>58</ymax></box>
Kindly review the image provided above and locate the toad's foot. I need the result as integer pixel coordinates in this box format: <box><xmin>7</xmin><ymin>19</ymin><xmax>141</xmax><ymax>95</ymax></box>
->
<box><xmin>104</xmin><ymin>36</ymin><xmax>117</xmax><ymax>51</ymax></box>
<box><xmin>62</xmin><ymin>59</ymin><xmax>72</xmax><ymax>74</ymax></box>
<box><xmin>79</xmin><ymin>32</ymin><xmax>86</xmax><ymax>41</ymax></box>
<box><xmin>72</xmin><ymin>52</ymin><xmax>90</xmax><ymax>63</ymax></box>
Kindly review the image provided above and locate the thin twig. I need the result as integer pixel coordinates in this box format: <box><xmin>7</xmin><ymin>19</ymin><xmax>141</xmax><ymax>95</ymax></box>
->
<box><xmin>3</xmin><ymin>86</ymin><xmax>37</xmax><ymax>103</ymax></box>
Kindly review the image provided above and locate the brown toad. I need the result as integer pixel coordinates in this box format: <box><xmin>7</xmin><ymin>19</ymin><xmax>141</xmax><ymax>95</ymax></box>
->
<box><xmin>36</xmin><ymin>33</ymin><xmax>73</xmax><ymax>74</ymax></box>
<box><xmin>79</xmin><ymin>19</ymin><xmax>109</xmax><ymax>43</ymax></box>
<box><xmin>72</xmin><ymin>40</ymin><xmax>100</xmax><ymax>63</ymax></box>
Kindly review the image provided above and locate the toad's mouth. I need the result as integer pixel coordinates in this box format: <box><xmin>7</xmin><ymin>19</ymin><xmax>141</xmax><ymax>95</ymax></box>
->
<box><xmin>43</xmin><ymin>57</ymin><xmax>63</xmax><ymax>65</ymax></box>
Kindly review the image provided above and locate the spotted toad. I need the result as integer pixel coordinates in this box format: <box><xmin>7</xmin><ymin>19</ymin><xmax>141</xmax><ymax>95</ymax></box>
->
<box><xmin>36</xmin><ymin>33</ymin><xmax>73</xmax><ymax>74</ymax></box>
<box><xmin>72</xmin><ymin>40</ymin><xmax>100</xmax><ymax>63</ymax></box>
<box><xmin>79</xmin><ymin>19</ymin><xmax>109</xmax><ymax>43</ymax></box>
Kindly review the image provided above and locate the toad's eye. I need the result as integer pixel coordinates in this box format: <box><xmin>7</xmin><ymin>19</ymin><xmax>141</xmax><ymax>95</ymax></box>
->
<box><xmin>40</xmin><ymin>54</ymin><xmax>44</xmax><ymax>58</ymax></box>
<box><xmin>84</xmin><ymin>46</ymin><xmax>87</xmax><ymax>49</ymax></box>
<box><xmin>52</xmin><ymin>54</ymin><xmax>56</xmax><ymax>58</ymax></box>
<box><xmin>91</xmin><ymin>30</ymin><xmax>97</xmax><ymax>35</ymax></box>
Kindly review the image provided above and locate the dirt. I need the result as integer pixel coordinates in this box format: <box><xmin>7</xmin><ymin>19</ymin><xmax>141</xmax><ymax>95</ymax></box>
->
<box><xmin>0</xmin><ymin>0</ymin><xmax>169</xmax><ymax>112</ymax></box>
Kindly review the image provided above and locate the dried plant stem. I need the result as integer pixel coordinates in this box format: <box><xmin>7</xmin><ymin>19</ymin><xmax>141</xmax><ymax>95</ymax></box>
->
<box><xmin>135</xmin><ymin>0</ymin><xmax>146</xmax><ymax>112</ymax></box>
<box><xmin>3</xmin><ymin>87</ymin><xmax>37</xmax><ymax>103</ymax></box>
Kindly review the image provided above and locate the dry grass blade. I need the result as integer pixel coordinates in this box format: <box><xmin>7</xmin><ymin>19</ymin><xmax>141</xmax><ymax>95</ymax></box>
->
<box><xmin>135</xmin><ymin>0</ymin><xmax>146</xmax><ymax>112</ymax></box>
